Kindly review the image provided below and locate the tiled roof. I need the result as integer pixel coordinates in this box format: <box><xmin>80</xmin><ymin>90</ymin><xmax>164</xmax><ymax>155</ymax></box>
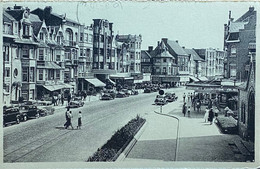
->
<box><xmin>32</xmin><ymin>21</ymin><xmax>43</xmax><ymax>36</ymax></box>
<box><xmin>5</xmin><ymin>10</ymin><xmax>24</xmax><ymax>21</ymax></box>
<box><xmin>3</xmin><ymin>11</ymin><xmax>16</xmax><ymax>22</ymax></box>
<box><xmin>184</xmin><ymin>48</ymin><xmax>204</xmax><ymax>61</ymax></box>
<box><xmin>163</xmin><ymin>39</ymin><xmax>188</xmax><ymax>56</ymax></box>
<box><xmin>141</xmin><ymin>50</ymin><xmax>151</xmax><ymax>59</ymax></box>
<box><xmin>29</xmin><ymin>14</ymin><xmax>41</xmax><ymax>22</ymax></box>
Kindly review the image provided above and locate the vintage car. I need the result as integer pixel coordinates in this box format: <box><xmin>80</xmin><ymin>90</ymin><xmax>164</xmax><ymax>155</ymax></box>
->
<box><xmin>35</xmin><ymin>101</ymin><xmax>55</xmax><ymax>116</ymax></box>
<box><xmin>116</xmin><ymin>92</ymin><xmax>126</xmax><ymax>98</ymax></box>
<box><xmin>131</xmin><ymin>89</ymin><xmax>139</xmax><ymax>95</ymax></box>
<box><xmin>154</xmin><ymin>95</ymin><xmax>167</xmax><ymax>105</ymax></box>
<box><xmin>121</xmin><ymin>89</ymin><xmax>131</xmax><ymax>97</ymax></box>
<box><xmin>105</xmin><ymin>90</ymin><xmax>116</xmax><ymax>99</ymax></box>
<box><xmin>67</xmin><ymin>100</ymin><xmax>84</xmax><ymax>109</ymax></box>
<box><xmin>19</xmin><ymin>104</ymin><xmax>39</xmax><ymax>121</ymax></box>
<box><xmin>101</xmin><ymin>93</ymin><xmax>114</xmax><ymax>100</ymax></box>
<box><xmin>144</xmin><ymin>88</ymin><xmax>152</xmax><ymax>93</ymax></box>
<box><xmin>73</xmin><ymin>97</ymin><xmax>85</xmax><ymax>107</ymax></box>
<box><xmin>3</xmin><ymin>106</ymin><xmax>22</xmax><ymax>126</ymax></box>
<box><xmin>165</xmin><ymin>93</ymin><xmax>175</xmax><ymax>102</ymax></box>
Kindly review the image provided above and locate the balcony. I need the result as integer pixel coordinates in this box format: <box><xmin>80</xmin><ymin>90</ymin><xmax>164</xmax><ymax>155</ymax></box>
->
<box><xmin>78</xmin><ymin>72</ymin><xmax>94</xmax><ymax>78</ymax></box>
<box><xmin>92</xmin><ymin>69</ymin><xmax>117</xmax><ymax>75</ymax></box>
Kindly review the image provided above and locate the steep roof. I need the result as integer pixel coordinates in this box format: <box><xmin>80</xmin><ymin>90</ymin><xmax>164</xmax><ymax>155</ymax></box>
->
<box><xmin>5</xmin><ymin>9</ymin><xmax>24</xmax><ymax>21</ymax></box>
<box><xmin>229</xmin><ymin>22</ymin><xmax>246</xmax><ymax>33</ymax></box>
<box><xmin>29</xmin><ymin>13</ymin><xmax>41</xmax><ymax>22</ymax></box>
<box><xmin>236</xmin><ymin>7</ymin><xmax>256</xmax><ymax>22</ymax></box>
<box><xmin>3</xmin><ymin>11</ymin><xmax>16</xmax><ymax>22</ymax></box>
<box><xmin>32</xmin><ymin>21</ymin><xmax>43</xmax><ymax>36</ymax></box>
<box><xmin>162</xmin><ymin>39</ymin><xmax>188</xmax><ymax>56</ymax></box>
<box><xmin>141</xmin><ymin>50</ymin><xmax>152</xmax><ymax>59</ymax></box>
<box><xmin>184</xmin><ymin>48</ymin><xmax>204</xmax><ymax>61</ymax></box>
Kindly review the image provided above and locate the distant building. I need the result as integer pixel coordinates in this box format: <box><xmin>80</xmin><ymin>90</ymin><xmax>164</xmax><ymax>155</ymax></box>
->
<box><xmin>161</xmin><ymin>38</ymin><xmax>190</xmax><ymax>84</ymax></box>
<box><xmin>224</xmin><ymin>7</ymin><xmax>256</xmax><ymax>81</ymax></box>
<box><xmin>183</xmin><ymin>48</ymin><xmax>205</xmax><ymax>78</ymax></box>
<box><xmin>5</xmin><ymin>6</ymin><xmax>39</xmax><ymax>101</ymax></box>
<box><xmin>115</xmin><ymin>34</ymin><xmax>142</xmax><ymax>74</ymax></box>
<box><xmin>194</xmin><ymin>48</ymin><xmax>225</xmax><ymax>80</ymax></box>
<box><xmin>141</xmin><ymin>47</ymin><xmax>153</xmax><ymax>73</ymax></box>
<box><xmin>149</xmin><ymin>41</ymin><xmax>179</xmax><ymax>86</ymax></box>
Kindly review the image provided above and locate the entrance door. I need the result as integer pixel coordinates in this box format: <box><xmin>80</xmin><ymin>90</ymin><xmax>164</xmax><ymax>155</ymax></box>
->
<box><xmin>248</xmin><ymin>91</ymin><xmax>255</xmax><ymax>142</ymax></box>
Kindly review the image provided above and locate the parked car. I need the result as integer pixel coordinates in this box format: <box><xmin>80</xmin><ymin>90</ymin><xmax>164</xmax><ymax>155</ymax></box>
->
<box><xmin>121</xmin><ymin>89</ymin><xmax>131</xmax><ymax>97</ymax></box>
<box><xmin>3</xmin><ymin>106</ymin><xmax>21</xmax><ymax>126</ymax></box>
<box><xmin>35</xmin><ymin>101</ymin><xmax>55</xmax><ymax>116</ymax></box>
<box><xmin>101</xmin><ymin>93</ymin><xmax>113</xmax><ymax>100</ymax></box>
<box><xmin>131</xmin><ymin>89</ymin><xmax>139</xmax><ymax>95</ymax></box>
<box><xmin>116</xmin><ymin>92</ymin><xmax>126</xmax><ymax>98</ymax></box>
<box><xmin>73</xmin><ymin>97</ymin><xmax>84</xmax><ymax>107</ymax></box>
<box><xmin>154</xmin><ymin>95</ymin><xmax>167</xmax><ymax>105</ymax></box>
<box><xmin>144</xmin><ymin>88</ymin><xmax>151</xmax><ymax>93</ymax></box>
<box><xmin>67</xmin><ymin>100</ymin><xmax>84</xmax><ymax>109</ymax></box>
<box><xmin>19</xmin><ymin>104</ymin><xmax>39</xmax><ymax>121</ymax></box>
<box><xmin>106</xmin><ymin>90</ymin><xmax>116</xmax><ymax>99</ymax></box>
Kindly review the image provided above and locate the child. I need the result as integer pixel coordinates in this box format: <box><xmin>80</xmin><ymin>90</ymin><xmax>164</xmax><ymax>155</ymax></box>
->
<box><xmin>77</xmin><ymin>111</ymin><xmax>82</xmax><ymax>129</ymax></box>
<box><xmin>187</xmin><ymin>106</ymin><xmax>191</xmax><ymax>117</ymax></box>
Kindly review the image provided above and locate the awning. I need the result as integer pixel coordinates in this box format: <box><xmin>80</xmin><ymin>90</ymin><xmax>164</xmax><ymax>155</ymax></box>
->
<box><xmin>198</xmin><ymin>76</ymin><xmax>208</xmax><ymax>81</ymax></box>
<box><xmin>64</xmin><ymin>83</ymin><xmax>74</xmax><ymax>88</ymax></box>
<box><xmin>43</xmin><ymin>84</ymin><xmax>64</xmax><ymax>91</ymax></box>
<box><xmin>85</xmin><ymin>78</ymin><xmax>106</xmax><ymax>87</ymax></box>
<box><xmin>189</xmin><ymin>76</ymin><xmax>199</xmax><ymax>82</ymax></box>
<box><xmin>37</xmin><ymin>62</ymin><xmax>62</xmax><ymax>69</ymax></box>
<box><xmin>134</xmin><ymin>79</ymin><xmax>143</xmax><ymax>84</ymax></box>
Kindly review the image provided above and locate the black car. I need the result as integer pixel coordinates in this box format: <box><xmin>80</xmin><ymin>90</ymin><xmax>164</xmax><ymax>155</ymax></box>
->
<box><xmin>3</xmin><ymin>106</ymin><xmax>21</xmax><ymax>126</ymax></box>
<box><xmin>101</xmin><ymin>93</ymin><xmax>113</xmax><ymax>100</ymax></box>
<box><xmin>106</xmin><ymin>90</ymin><xmax>116</xmax><ymax>99</ymax></box>
<box><xmin>144</xmin><ymin>88</ymin><xmax>151</xmax><ymax>93</ymax></box>
<box><xmin>19</xmin><ymin>105</ymin><xmax>39</xmax><ymax>121</ymax></box>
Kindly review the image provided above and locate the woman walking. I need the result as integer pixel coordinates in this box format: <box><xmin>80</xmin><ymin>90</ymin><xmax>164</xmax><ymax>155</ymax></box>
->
<box><xmin>77</xmin><ymin>111</ymin><xmax>82</xmax><ymax>129</ymax></box>
<box><xmin>204</xmin><ymin>107</ymin><xmax>209</xmax><ymax>122</ymax></box>
<box><xmin>208</xmin><ymin>108</ymin><xmax>214</xmax><ymax>125</ymax></box>
<box><xmin>182</xmin><ymin>102</ymin><xmax>187</xmax><ymax>117</ymax></box>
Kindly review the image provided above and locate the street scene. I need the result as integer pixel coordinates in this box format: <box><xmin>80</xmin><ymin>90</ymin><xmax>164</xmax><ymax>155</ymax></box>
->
<box><xmin>2</xmin><ymin>1</ymin><xmax>256</xmax><ymax>164</ymax></box>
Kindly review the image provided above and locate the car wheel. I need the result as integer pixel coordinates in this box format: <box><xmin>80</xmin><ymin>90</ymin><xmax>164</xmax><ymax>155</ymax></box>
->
<box><xmin>23</xmin><ymin>115</ymin><xmax>28</xmax><ymax>121</ymax></box>
<box><xmin>16</xmin><ymin>117</ymin><xmax>20</xmax><ymax>124</ymax></box>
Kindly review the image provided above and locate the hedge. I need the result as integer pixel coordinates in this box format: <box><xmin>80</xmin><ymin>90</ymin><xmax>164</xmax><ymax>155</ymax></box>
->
<box><xmin>216</xmin><ymin>116</ymin><xmax>238</xmax><ymax>134</ymax></box>
<box><xmin>87</xmin><ymin>115</ymin><xmax>145</xmax><ymax>162</ymax></box>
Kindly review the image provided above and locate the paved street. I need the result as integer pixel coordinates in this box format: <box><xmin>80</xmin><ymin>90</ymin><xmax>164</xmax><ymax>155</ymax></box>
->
<box><xmin>3</xmin><ymin>87</ymin><xmax>183</xmax><ymax>162</ymax></box>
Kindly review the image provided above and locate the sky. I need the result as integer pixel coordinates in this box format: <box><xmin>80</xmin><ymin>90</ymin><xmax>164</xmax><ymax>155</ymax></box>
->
<box><xmin>3</xmin><ymin>1</ymin><xmax>258</xmax><ymax>50</ymax></box>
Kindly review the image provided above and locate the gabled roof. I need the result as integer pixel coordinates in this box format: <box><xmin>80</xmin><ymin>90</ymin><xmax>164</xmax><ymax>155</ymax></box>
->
<box><xmin>32</xmin><ymin>21</ymin><xmax>43</xmax><ymax>36</ymax></box>
<box><xmin>141</xmin><ymin>50</ymin><xmax>152</xmax><ymax>60</ymax></box>
<box><xmin>184</xmin><ymin>48</ymin><xmax>204</xmax><ymax>61</ymax></box>
<box><xmin>236</xmin><ymin>7</ymin><xmax>256</xmax><ymax>22</ymax></box>
<box><xmin>229</xmin><ymin>22</ymin><xmax>246</xmax><ymax>33</ymax></box>
<box><xmin>162</xmin><ymin>39</ymin><xmax>188</xmax><ymax>56</ymax></box>
<box><xmin>5</xmin><ymin>9</ymin><xmax>24</xmax><ymax>21</ymax></box>
<box><xmin>29</xmin><ymin>14</ymin><xmax>41</xmax><ymax>22</ymax></box>
<box><xmin>3</xmin><ymin>11</ymin><xmax>16</xmax><ymax>22</ymax></box>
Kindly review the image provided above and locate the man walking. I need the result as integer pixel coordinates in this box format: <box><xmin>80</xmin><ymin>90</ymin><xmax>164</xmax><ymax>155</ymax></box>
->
<box><xmin>182</xmin><ymin>102</ymin><xmax>187</xmax><ymax>117</ymax></box>
<box><xmin>183</xmin><ymin>93</ymin><xmax>186</xmax><ymax>103</ymax></box>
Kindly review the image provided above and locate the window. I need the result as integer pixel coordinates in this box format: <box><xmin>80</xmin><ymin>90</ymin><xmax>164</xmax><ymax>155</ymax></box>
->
<box><xmin>30</xmin><ymin>67</ymin><xmax>35</xmax><ymax>82</ymax></box>
<box><xmin>39</xmin><ymin>69</ymin><xmax>43</xmax><ymax>80</ymax></box>
<box><xmin>231</xmin><ymin>46</ymin><xmax>236</xmax><ymax>57</ymax></box>
<box><xmin>22</xmin><ymin>48</ymin><xmax>29</xmax><ymax>58</ymax></box>
<box><xmin>89</xmin><ymin>35</ymin><xmax>93</xmax><ymax>42</ymax></box>
<box><xmin>22</xmin><ymin>68</ymin><xmax>29</xmax><ymax>82</ymax></box>
<box><xmin>29</xmin><ymin>89</ymin><xmax>34</xmax><ymax>100</ymax></box>
<box><xmin>163</xmin><ymin>58</ymin><xmax>167</xmax><ymax>62</ymax></box>
<box><xmin>56</xmin><ymin>55</ymin><xmax>61</xmax><ymax>61</ymax></box>
<box><xmin>13</xmin><ymin>68</ymin><xmax>18</xmax><ymax>78</ymax></box>
<box><xmin>230</xmin><ymin>64</ymin><xmax>237</xmax><ymax>77</ymax></box>
<box><xmin>14</xmin><ymin>23</ymin><xmax>18</xmax><ymax>34</ymax></box>
<box><xmin>23</xmin><ymin>24</ymin><xmax>30</xmax><ymax>37</ymax></box>
<box><xmin>80</xmin><ymin>33</ymin><xmax>83</xmax><ymax>41</ymax></box>
<box><xmin>85</xmin><ymin>33</ymin><xmax>88</xmax><ymax>41</ymax></box>
<box><xmin>40</xmin><ymin>32</ymin><xmax>44</xmax><ymax>40</ymax></box>
<box><xmin>3</xmin><ymin>46</ymin><xmax>9</xmax><ymax>62</ymax></box>
<box><xmin>39</xmin><ymin>49</ymin><xmax>44</xmax><ymax>60</ymax></box>
<box><xmin>163</xmin><ymin>67</ymin><xmax>166</xmax><ymax>73</ymax></box>
<box><xmin>4</xmin><ymin>67</ymin><xmax>10</xmax><ymax>77</ymax></box>
<box><xmin>56</xmin><ymin>70</ymin><xmax>60</xmax><ymax>80</ymax></box>
<box><xmin>80</xmin><ymin>49</ymin><xmax>83</xmax><ymax>56</ymax></box>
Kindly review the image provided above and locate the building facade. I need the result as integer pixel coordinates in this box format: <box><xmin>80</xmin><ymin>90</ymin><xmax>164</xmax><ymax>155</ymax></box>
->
<box><xmin>224</xmin><ymin>7</ymin><xmax>256</xmax><ymax>81</ymax></box>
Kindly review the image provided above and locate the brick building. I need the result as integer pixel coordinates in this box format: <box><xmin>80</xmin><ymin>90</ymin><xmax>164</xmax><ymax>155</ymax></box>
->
<box><xmin>224</xmin><ymin>7</ymin><xmax>256</xmax><ymax>81</ymax></box>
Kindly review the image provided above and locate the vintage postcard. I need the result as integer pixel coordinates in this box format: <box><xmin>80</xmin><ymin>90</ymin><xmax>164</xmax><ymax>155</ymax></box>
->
<box><xmin>1</xmin><ymin>0</ymin><xmax>259</xmax><ymax>168</ymax></box>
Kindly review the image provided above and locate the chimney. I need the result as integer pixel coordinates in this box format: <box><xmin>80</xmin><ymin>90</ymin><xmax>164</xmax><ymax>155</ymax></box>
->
<box><xmin>176</xmin><ymin>40</ymin><xmax>178</xmax><ymax>43</ymax></box>
<box><xmin>229</xmin><ymin>11</ymin><xmax>231</xmax><ymax>19</ymax></box>
<box><xmin>148</xmin><ymin>46</ymin><xmax>153</xmax><ymax>52</ymax></box>
<box><xmin>249</xmin><ymin>6</ymin><xmax>254</xmax><ymax>11</ymax></box>
<box><xmin>162</xmin><ymin>38</ymin><xmax>168</xmax><ymax>43</ymax></box>
<box><xmin>157</xmin><ymin>41</ymin><xmax>160</xmax><ymax>46</ymax></box>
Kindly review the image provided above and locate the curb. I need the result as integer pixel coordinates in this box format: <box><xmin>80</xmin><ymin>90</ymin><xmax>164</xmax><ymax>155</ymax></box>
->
<box><xmin>116</xmin><ymin>121</ymin><xmax>147</xmax><ymax>162</ymax></box>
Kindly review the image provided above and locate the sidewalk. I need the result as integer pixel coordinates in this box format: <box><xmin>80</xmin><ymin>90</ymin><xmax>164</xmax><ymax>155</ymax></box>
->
<box><xmin>123</xmin><ymin>99</ymin><xmax>249</xmax><ymax>162</ymax></box>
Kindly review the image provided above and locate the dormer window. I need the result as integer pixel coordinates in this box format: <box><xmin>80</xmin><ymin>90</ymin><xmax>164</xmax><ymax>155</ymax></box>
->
<box><xmin>40</xmin><ymin>32</ymin><xmax>44</xmax><ymax>40</ymax></box>
<box><xmin>23</xmin><ymin>24</ymin><xmax>30</xmax><ymax>38</ymax></box>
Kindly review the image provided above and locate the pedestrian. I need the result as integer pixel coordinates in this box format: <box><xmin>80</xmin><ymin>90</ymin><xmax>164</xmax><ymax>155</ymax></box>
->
<box><xmin>52</xmin><ymin>96</ymin><xmax>55</xmax><ymax>106</ymax></box>
<box><xmin>204</xmin><ymin>107</ymin><xmax>209</xmax><ymax>122</ymax></box>
<box><xmin>208</xmin><ymin>108</ymin><xmax>214</xmax><ymax>125</ymax></box>
<box><xmin>208</xmin><ymin>98</ymin><xmax>213</xmax><ymax>109</ymax></box>
<box><xmin>65</xmin><ymin>111</ymin><xmax>73</xmax><ymax>129</ymax></box>
<box><xmin>196</xmin><ymin>99</ymin><xmax>201</xmax><ymax>113</ymax></box>
<box><xmin>61</xmin><ymin>93</ymin><xmax>64</xmax><ymax>106</ymax></box>
<box><xmin>64</xmin><ymin>107</ymin><xmax>70</xmax><ymax>128</ymax></box>
<box><xmin>213</xmin><ymin>107</ymin><xmax>219</xmax><ymax>123</ymax></box>
<box><xmin>182</xmin><ymin>102</ymin><xmax>187</xmax><ymax>117</ymax></box>
<box><xmin>77</xmin><ymin>111</ymin><xmax>82</xmax><ymax>129</ymax></box>
<box><xmin>190</xmin><ymin>94</ymin><xmax>193</xmax><ymax>103</ymax></box>
<box><xmin>183</xmin><ymin>93</ymin><xmax>186</xmax><ymax>103</ymax></box>
<box><xmin>188</xmin><ymin>93</ymin><xmax>191</xmax><ymax>102</ymax></box>
<box><xmin>54</xmin><ymin>95</ymin><xmax>58</xmax><ymax>106</ymax></box>
<box><xmin>67</xmin><ymin>93</ymin><xmax>71</xmax><ymax>105</ymax></box>
<box><xmin>187</xmin><ymin>106</ymin><xmax>191</xmax><ymax>117</ymax></box>
<box><xmin>58</xmin><ymin>93</ymin><xmax>61</xmax><ymax>105</ymax></box>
